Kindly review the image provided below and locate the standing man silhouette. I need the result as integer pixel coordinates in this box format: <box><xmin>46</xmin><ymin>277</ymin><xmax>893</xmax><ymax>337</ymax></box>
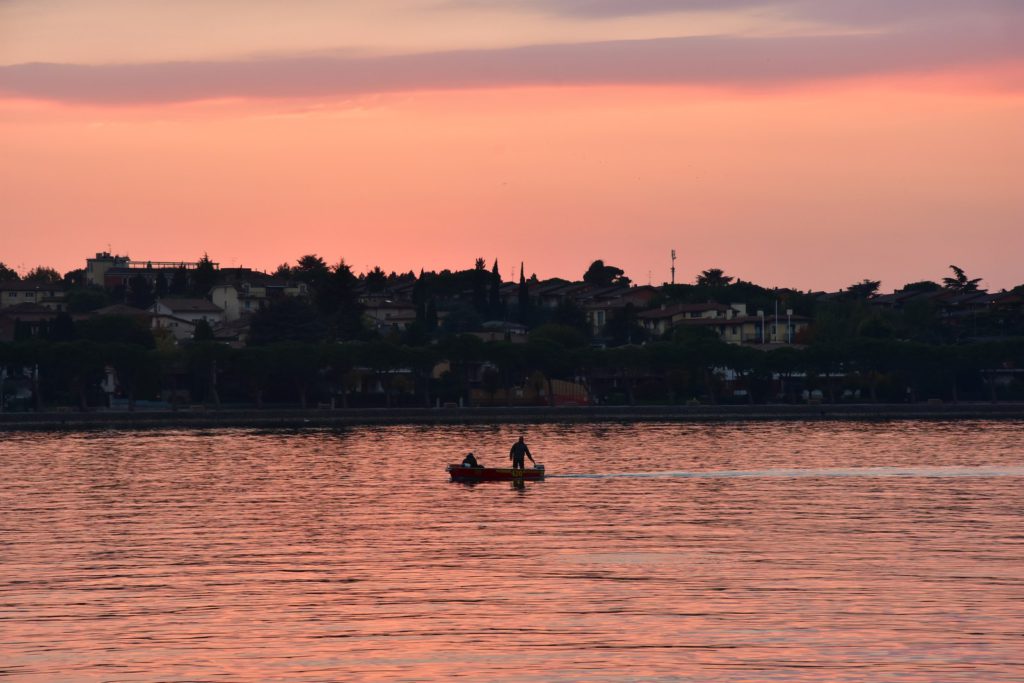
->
<box><xmin>509</xmin><ymin>436</ymin><xmax>535</xmax><ymax>470</ymax></box>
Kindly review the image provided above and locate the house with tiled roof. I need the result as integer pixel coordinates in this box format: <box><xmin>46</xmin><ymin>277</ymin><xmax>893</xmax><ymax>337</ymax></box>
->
<box><xmin>210</xmin><ymin>270</ymin><xmax>309</xmax><ymax>321</ymax></box>
<box><xmin>364</xmin><ymin>301</ymin><xmax>418</xmax><ymax>333</ymax></box>
<box><xmin>0</xmin><ymin>281</ymin><xmax>67</xmax><ymax>312</ymax></box>
<box><xmin>571</xmin><ymin>285</ymin><xmax>658</xmax><ymax>337</ymax></box>
<box><xmin>0</xmin><ymin>303</ymin><xmax>59</xmax><ymax>341</ymax></box>
<box><xmin>153</xmin><ymin>298</ymin><xmax>223</xmax><ymax>318</ymax></box>
<box><xmin>637</xmin><ymin>302</ymin><xmax>736</xmax><ymax>337</ymax></box>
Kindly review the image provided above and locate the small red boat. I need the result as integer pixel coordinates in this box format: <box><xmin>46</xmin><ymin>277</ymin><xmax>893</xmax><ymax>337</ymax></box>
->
<box><xmin>446</xmin><ymin>464</ymin><xmax>545</xmax><ymax>482</ymax></box>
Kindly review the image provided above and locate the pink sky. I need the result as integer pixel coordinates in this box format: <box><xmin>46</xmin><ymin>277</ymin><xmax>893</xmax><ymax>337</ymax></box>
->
<box><xmin>1</xmin><ymin>1</ymin><xmax>1022</xmax><ymax>291</ymax></box>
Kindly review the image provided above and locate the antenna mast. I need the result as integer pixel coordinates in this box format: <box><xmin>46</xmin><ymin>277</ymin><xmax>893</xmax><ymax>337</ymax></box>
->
<box><xmin>670</xmin><ymin>249</ymin><xmax>676</xmax><ymax>285</ymax></box>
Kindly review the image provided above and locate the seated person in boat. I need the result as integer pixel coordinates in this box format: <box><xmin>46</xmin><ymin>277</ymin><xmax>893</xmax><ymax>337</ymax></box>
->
<box><xmin>509</xmin><ymin>436</ymin><xmax>536</xmax><ymax>470</ymax></box>
<box><xmin>461</xmin><ymin>452</ymin><xmax>482</xmax><ymax>468</ymax></box>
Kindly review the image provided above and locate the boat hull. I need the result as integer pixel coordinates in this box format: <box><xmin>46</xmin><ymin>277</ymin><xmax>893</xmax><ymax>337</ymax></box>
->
<box><xmin>447</xmin><ymin>464</ymin><xmax>545</xmax><ymax>482</ymax></box>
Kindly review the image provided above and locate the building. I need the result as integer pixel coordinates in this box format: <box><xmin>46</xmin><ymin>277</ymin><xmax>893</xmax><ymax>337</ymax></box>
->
<box><xmin>86</xmin><ymin>252</ymin><xmax>218</xmax><ymax>290</ymax></box>
<box><xmin>210</xmin><ymin>271</ymin><xmax>309</xmax><ymax>321</ymax></box>
<box><xmin>638</xmin><ymin>302</ymin><xmax>737</xmax><ymax>337</ymax></box>
<box><xmin>677</xmin><ymin>313</ymin><xmax>810</xmax><ymax>344</ymax></box>
<box><xmin>472</xmin><ymin>320</ymin><xmax>529</xmax><ymax>343</ymax></box>
<box><xmin>152</xmin><ymin>298</ymin><xmax>224</xmax><ymax>325</ymax></box>
<box><xmin>85</xmin><ymin>252</ymin><xmax>131</xmax><ymax>287</ymax></box>
<box><xmin>151</xmin><ymin>313</ymin><xmax>196</xmax><ymax>342</ymax></box>
<box><xmin>0</xmin><ymin>303</ymin><xmax>58</xmax><ymax>341</ymax></box>
<box><xmin>0</xmin><ymin>281</ymin><xmax>67</xmax><ymax>312</ymax></box>
<box><xmin>637</xmin><ymin>301</ymin><xmax>809</xmax><ymax>344</ymax></box>
<box><xmin>583</xmin><ymin>286</ymin><xmax>658</xmax><ymax>337</ymax></box>
<box><xmin>151</xmin><ymin>298</ymin><xmax>225</xmax><ymax>341</ymax></box>
<box><xmin>364</xmin><ymin>302</ymin><xmax>418</xmax><ymax>333</ymax></box>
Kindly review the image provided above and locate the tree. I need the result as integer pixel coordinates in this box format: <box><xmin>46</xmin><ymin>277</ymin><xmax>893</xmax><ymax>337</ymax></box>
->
<box><xmin>527</xmin><ymin>325</ymin><xmax>586</xmax><ymax>406</ymax></box>
<box><xmin>424</xmin><ymin>298</ymin><xmax>439</xmax><ymax>332</ymax></box>
<box><xmin>48</xmin><ymin>312</ymin><xmax>76</xmax><ymax>342</ymax></box>
<box><xmin>942</xmin><ymin>265</ymin><xmax>982</xmax><ymax>293</ymax></box>
<box><xmin>127</xmin><ymin>274</ymin><xmax>154</xmax><ymax>309</ymax></box>
<box><xmin>696</xmin><ymin>268</ymin><xmax>734</xmax><ymax>288</ymax></box>
<box><xmin>66</xmin><ymin>289</ymin><xmax>107</xmax><ymax>313</ymax></box>
<box><xmin>552</xmin><ymin>300</ymin><xmax>588</xmax><ymax>336</ymax></box>
<box><xmin>766</xmin><ymin>346</ymin><xmax>804</xmax><ymax>403</ymax></box>
<box><xmin>249</xmin><ymin>298</ymin><xmax>327</xmax><ymax>345</ymax></box>
<box><xmin>186</xmin><ymin>342</ymin><xmax>231</xmax><ymax>408</ymax></box>
<box><xmin>293</xmin><ymin>254</ymin><xmax>330</xmax><ymax>289</ymax></box>
<box><xmin>471</xmin><ymin>257</ymin><xmax>488</xmax><ymax>316</ymax></box>
<box><xmin>270</xmin><ymin>342</ymin><xmax>323</xmax><ymax>409</ymax></box>
<box><xmin>672</xmin><ymin>326</ymin><xmax>730</xmax><ymax>404</ymax></box>
<box><xmin>107</xmin><ymin>344</ymin><xmax>158</xmax><ymax>411</ymax></box>
<box><xmin>517</xmin><ymin>263</ymin><xmax>531</xmax><ymax>324</ymax></box>
<box><xmin>583</xmin><ymin>260</ymin><xmax>631</xmax><ymax>287</ymax></box>
<box><xmin>481</xmin><ymin>367</ymin><xmax>501</xmax><ymax>405</ymax></box>
<box><xmin>604</xmin><ymin>303</ymin><xmax>646</xmax><ymax>346</ymax></box>
<box><xmin>233</xmin><ymin>346</ymin><xmax>274</xmax><ymax>408</ymax></box>
<box><xmin>355</xmin><ymin>341</ymin><xmax>407</xmax><ymax>407</ymax></box>
<box><xmin>725</xmin><ymin>344</ymin><xmax>765</xmax><ymax>403</ymax></box>
<box><xmin>487</xmin><ymin>341</ymin><xmax>525</xmax><ymax>406</ymax></box>
<box><xmin>191</xmin><ymin>253</ymin><xmax>218</xmax><ymax>296</ymax></box>
<box><xmin>442</xmin><ymin>302</ymin><xmax>482</xmax><ymax>335</ymax></box>
<box><xmin>319</xmin><ymin>342</ymin><xmax>360</xmax><ymax>408</ymax></box>
<box><xmin>47</xmin><ymin>341</ymin><xmax>106</xmax><ymax>410</ymax></box>
<box><xmin>404</xmin><ymin>345</ymin><xmax>438</xmax><ymax>408</ymax></box>
<box><xmin>154</xmin><ymin>271</ymin><xmax>169</xmax><ymax>298</ymax></box>
<box><xmin>363</xmin><ymin>266</ymin><xmax>388</xmax><ymax>292</ymax></box>
<box><xmin>844</xmin><ymin>279</ymin><xmax>881</xmax><ymax>299</ymax></box>
<box><xmin>602</xmin><ymin>345</ymin><xmax>648</xmax><ymax>405</ymax></box>
<box><xmin>318</xmin><ymin>260</ymin><xmax>364</xmax><ymax>339</ymax></box>
<box><xmin>23</xmin><ymin>266</ymin><xmax>62</xmax><ymax>284</ymax></box>
<box><xmin>438</xmin><ymin>334</ymin><xmax>485</xmax><ymax>406</ymax></box>
<box><xmin>76</xmin><ymin>315</ymin><xmax>156</xmax><ymax>348</ymax></box>
<box><xmin>62</xmin><ymin>268</ymin><xmax>86</xmax><ymax>288</ymax></box>
<box><xmin>488</xmin><ymin>259</ymin><xmax>502</xmax><ymax>318</ymax></box>
<box><xmin>0</xmin><ymin>262</ymin><xmax>20</xmax><ymax>281</ymax></box>
<box><xmin>193</xmin><ymin>319</ymin><xmax>215</xmax><ymax>341</ymax></box>
<box><xmin>901</xmin><ymin>280</ymin><xmax>941</xmax><ymax>293</ymax></box>
<box><xmin>170</xmin><ymin>266</ymin><xmax>189</xmax><ymax>296</ymax></box>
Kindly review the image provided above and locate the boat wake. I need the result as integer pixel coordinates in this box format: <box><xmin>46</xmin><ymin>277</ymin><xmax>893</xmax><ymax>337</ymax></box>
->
<box><xmin>548</xmin><ymin>465</ymin><xmax>1024</xmax><ymax>480</ymax></box>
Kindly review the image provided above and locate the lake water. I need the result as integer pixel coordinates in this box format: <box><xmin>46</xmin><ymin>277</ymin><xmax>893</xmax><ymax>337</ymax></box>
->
<box><xmin>2</xmin><ymin>421</ymin><xmax>1023</xmax><ymax>681</ymax></box>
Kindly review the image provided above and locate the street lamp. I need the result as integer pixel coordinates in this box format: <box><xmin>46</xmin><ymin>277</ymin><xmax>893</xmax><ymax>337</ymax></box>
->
<box><xmin>786</xmin><ymin>309</ymin><xmax>793</xmax><ymax>344</ymax></box>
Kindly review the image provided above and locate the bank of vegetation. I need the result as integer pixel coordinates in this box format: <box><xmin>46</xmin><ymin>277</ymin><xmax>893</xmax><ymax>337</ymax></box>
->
<box><xmin>1</xmin><ymin>257</ymin><xmax>1022</xmax><ymax>411</ymax></box>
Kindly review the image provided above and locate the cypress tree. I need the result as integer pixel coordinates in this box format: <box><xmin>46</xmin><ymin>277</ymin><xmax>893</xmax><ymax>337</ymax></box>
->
<box><xmin>517</xmin><ymin>262</ymin><xmax>530</xmax><ymax>324</ymax></box>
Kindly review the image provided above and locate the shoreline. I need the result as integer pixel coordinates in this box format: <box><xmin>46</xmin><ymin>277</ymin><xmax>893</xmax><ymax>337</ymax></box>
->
<box><xmin>1</xmin><ymin>403</ymin><xmax>1023</xmax><ymax>431</ymax></box>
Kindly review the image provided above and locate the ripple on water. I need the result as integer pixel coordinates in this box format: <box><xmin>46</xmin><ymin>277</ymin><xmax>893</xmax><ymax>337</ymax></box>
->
<box><xmin>1</xmin><ymin>420</ymin><xmax>1022</xmax><ymax>681</ymax></box>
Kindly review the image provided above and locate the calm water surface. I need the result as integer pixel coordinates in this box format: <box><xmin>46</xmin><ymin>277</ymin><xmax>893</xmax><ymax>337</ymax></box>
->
<box><xmin>2</xmin><ymin>420</ymin><xmax>1023</xmax><ymax>681</ymax></box>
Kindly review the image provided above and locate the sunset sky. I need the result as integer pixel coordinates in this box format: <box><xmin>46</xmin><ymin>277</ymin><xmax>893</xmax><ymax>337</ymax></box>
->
<box><xmin>1</xmin><ymin>1</ymin><xmax>1021</xmax><ymax>291</ymax></box>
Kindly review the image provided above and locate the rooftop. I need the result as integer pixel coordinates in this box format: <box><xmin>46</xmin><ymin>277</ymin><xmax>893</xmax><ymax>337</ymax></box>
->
<box><xmin>156</xmin><ymin>298</ymin><xmax>223</xmax><ymax>313</ymax></box>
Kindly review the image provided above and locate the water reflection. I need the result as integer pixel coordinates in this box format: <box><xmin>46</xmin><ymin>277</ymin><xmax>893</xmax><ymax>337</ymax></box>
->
<box><xmin>1</xmin><ymin>420</ymin><xmax>1022</xmax><ymax>681</ymax></box>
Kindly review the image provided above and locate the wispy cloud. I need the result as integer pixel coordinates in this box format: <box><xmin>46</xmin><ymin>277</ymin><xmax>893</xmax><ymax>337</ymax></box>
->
<box><xmin>2</xmin><ymin>21</ymin><xmax>1021</xmax><ymax>105</ymax></box>
<box><xmin>464</xmin><ymin>0</ymin><xmax>1020</xmax><ymax>25</ymax></box>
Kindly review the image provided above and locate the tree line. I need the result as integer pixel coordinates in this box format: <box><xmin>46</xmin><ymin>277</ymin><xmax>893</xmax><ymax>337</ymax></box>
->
<box><xmin>2</xmin><ymin>322</ymin><xmax>1022</xmax><ymax>411</ymax></box>
<box><xmin>2</xmin><ymin>257</ymin><xmax>1022</xmax><ymax>410</ymax></box>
